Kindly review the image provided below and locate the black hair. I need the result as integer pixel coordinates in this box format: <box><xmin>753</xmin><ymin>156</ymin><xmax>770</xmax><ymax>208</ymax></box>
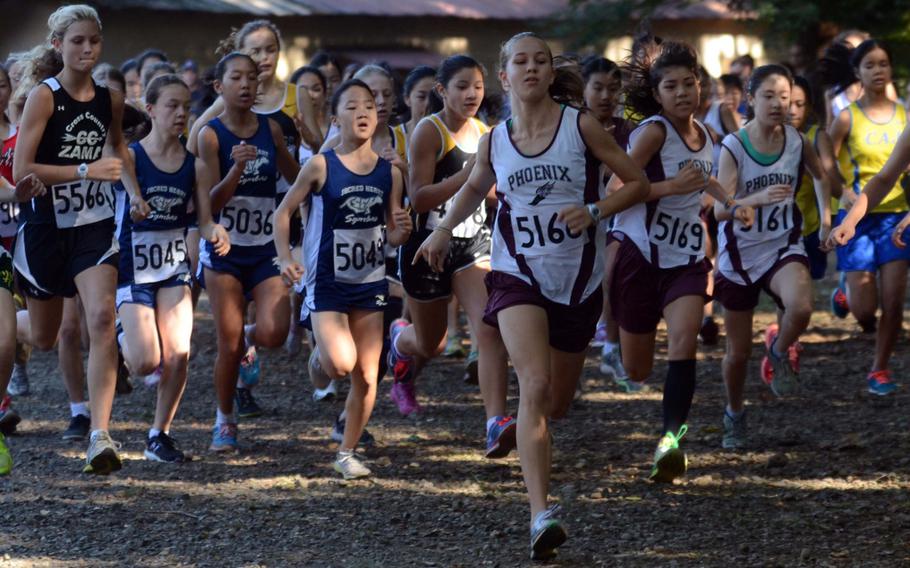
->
<box><xmin>136</xmin><ymin>49</ymin><xmax>168</xmax><ymax>75</ymax></box>
<box><xmin>145</xmin><ymin>73</ymin><xmax>188</xmax><ymax>105</ymax></box>
<box><xmin>311</xmin><ymin>51</ymin><xmax>342</xmax><ymax>74</ymax></box>
<box><xmin>791</xmin><ymin>74</ymin><xmax>815</xmax><ymax>126</ymax></box>
<box><xmin>719</xmin><ymin>73</ymin><xmax>743</xmax><ymax>93</ymax></box>
<box><xmin>404</xmin><ymin>65</ymin><xmax>436</xmax><ymax>97</ymax></box>
<box><xmin>91</xmin><ymin>63</ymin><xmax>125</xmax><ymax>92</ymax></box>
<box><xmin>120</xmin><ymin>58</ymin><xmax>137</xmax><ymax>75</ymax></box>
<box><xmin>852</xmin><ymin>39</ymin><xmax>892</xmax><ymax>77</ymax></box>
<box><xmin>632</xmin><ymin>28</ymin><xmax>663</xmax><ymax>59</ymax></box>
<box><xmin>141</xmin><ymin>61</ymin><xmax>176</xmax><ymax>91</ymax></box>
<box><xmin>427</xmin><ymin>55</ymin><xmax>484</xmax><ymax>114</ymax></box>
<box><xmin>581</xmin><ymin>56</ymin><xmax>620</xmax><ymax>83</ymax></box>
<box><xmin>745</xmin><ymin>64</ymin><xmax>793</xmax><ymax>120</ymax></box>
<box><xmin>331</xmin><ymin>78</ymin><xmax>374</xmax><ymax>116</ymax></box>
<box><xmin>290</xmin><ymin>65</ymin><xmax>326</xmax><ymax>91</ymax></box>
<box><xmin>623</xmin><ymin>40</ymin><xmax>699</xmax><ymax>119</ymax></box>
<box><xmin>214</xmin><ymin>52</ymin><xmax>257</xmax><ymax>82</ymax></box>
<box><xmin>731</xmin><ymin>54</ymin><xmax>755</xmax><ymax>69</ymax></box>
<box><xmin>817</xmin><ymin>39</ymin><xmax>890</xmax><ymax>94</ymax></box>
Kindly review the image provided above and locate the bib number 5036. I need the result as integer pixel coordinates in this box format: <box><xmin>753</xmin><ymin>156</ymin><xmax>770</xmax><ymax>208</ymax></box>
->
<box><xmin>515</xmin><ymin>211</ymin><xmax>581</xmax><ymax>249</ymax></box>
<box><xmin>221</xmin><ymin>206</ymin><xmax>273</xmax><ymax>236</ymax></box>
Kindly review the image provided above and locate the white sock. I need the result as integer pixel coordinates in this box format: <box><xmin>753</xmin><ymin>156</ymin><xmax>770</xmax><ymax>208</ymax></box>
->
<box><xmin>116</xmin><ymin>330</ymin><xmax>125</xmax><ymax>351</ymax></box>
<box><xmin>70</xmin><ymin>402</ymin><xmax>89</xmax><ymax>418</ymax></box>
<box><xmin>216</xmin><ymin>407</ymin><xmax>235</xmax><ymax>426</ymax></box>
<box><xmin>148</xmin><ymin>428</ymin><xmax>161</xmax><ymax>439</ymax></box>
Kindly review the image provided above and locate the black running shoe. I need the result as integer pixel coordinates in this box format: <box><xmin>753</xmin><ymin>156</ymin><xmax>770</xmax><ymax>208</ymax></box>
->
<box><xmin>235</xmin><ymin>388</ymin><xmax>263</xmax><ymax>418</ymax></box>
<box><xmin>115</xmin><ymin>352</ymin><xmax>133</xmax><ymax>395</ymax></box>
<box><xmin>699</xmin><ymin>316</ymin><xmax>719</xmax><ymax>346</ymax></box>
<box><xmin>330</xmin><ymin>414</ymin><xmax>375</xmax><ymax>447</ymax></box>
<box><xmin>0</xmin><ymin>409</ymin><xmax>21</xmax><ymax>436</ymax></box>
<box><xmin>144</xmin><ymin>432</ymin><xmax>186</xmax><ymax>463</ymax></box>
<box><xmin>62</xmin><ymin>414</ymin><xmax>91</xmax><ymax>441</ymax></box>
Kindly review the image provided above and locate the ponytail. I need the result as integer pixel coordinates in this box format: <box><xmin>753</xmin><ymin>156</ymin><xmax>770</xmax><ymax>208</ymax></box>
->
<box><xmin>623</xmin><ymin>40</ymin><xmax>699</xmax><ymax>119</ymax></box>
<box><xmin>550</xmin><ymin>58</ymin><xmax>585</xmax><ymax>107</ymax></box>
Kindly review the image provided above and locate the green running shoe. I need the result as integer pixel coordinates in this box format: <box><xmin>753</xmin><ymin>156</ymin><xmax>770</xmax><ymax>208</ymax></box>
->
<box><xmin>0</xmin><ymin>432</ymin><xmax>11</xmax><ymax>475</ymax></box>
<box><xmin>649</xmin><ymin>425</ymin><xmax>688</xmax><ymax>483</ymax></box>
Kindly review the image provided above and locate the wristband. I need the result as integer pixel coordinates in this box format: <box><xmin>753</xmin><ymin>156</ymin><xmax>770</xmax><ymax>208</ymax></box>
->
<box><xmin>730</xmin><ymin>204</ymin><xmax>741</xmax><ymax>219</ymax></box>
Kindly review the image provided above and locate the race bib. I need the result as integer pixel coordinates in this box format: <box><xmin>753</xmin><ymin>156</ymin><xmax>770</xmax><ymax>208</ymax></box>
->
<box><xmin>425</xmin><ymin>199</ymin><xmax>486</xmax><ymax>239</ymax></box>
<box><xmin>0</xmin><ymin>202</ymin><xmax>18</xmax><ymax>237</ymax></box>
<box><xmin>333</xmin><ymin>226</ymin><xmax>385</xmax><ymax>284</ymax></box>
<box><xmin>739</xmin><ymin>202</ymin><xmax>794</xmax><ymax>237</ymax></box>
<box><xmin>131</xmin><ymin>228</ymin><xmax>188</xmax><ymax>285</ymax></box>
<box><xmin>219</xmin><ymin>195</ymin><xmax>274</xmax><ymax>247</ymax></box>
<box><xmin>509</xmin><ymin>205</ymin><xmax>585</xmax><ymax>257</ymax></box>
<box><xmin>51</xmin><ymin>179</ymin><xmax>115</xmax><ymax>228</ymax></box>
<box><xmin>648</xmin><ymin>209</ymin><xmax>704</xmax><ymax>256</ymax></box>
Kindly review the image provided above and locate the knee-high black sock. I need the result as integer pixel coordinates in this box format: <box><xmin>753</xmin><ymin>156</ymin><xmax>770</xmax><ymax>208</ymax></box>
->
<box><xmin>663</xmin><ymin>359</ymin><xmax>696</xmax><ymax>434</ymax></box>
<box><xmin>378</xmin><ymin>296</ymin><xmax>404</xmax><ymax>382</ymax></box>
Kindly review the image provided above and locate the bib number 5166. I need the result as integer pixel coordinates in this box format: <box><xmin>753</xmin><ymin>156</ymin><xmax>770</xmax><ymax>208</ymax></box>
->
<box><xmin>515</xmin><ymin>211</ymin><xmax>581</xmax><ymax>249</ymax></box>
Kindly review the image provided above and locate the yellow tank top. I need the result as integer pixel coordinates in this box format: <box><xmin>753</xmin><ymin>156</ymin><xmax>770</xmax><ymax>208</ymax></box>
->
<box><xmin>796</xmin><ymin>125</ymin><xmax>820</xmax><ymax>236</ymax></box>
<box><xmin>838</xmin><ymin>101</ymin><xmax>907</xmax><ymax>213</ymax></box>
<box><xmin>391</xmin><ymin>123</ymin><xmax>408</xmax><ymax>163</ymax></box>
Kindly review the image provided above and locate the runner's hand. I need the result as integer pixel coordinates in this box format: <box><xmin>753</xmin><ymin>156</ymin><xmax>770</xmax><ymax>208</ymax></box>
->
<box><xmin>413</xmin><ymin>228</ymin><xmax>452</xmax><ymax>273</ymax></box>
<box><xmin>13</xmin><ymin>173</ymin><xmax>45</xmax><ymax>201</ymax></box>
<box><xmin>827</xmin><ymin>223</ymin><xmax>855</xmax><ymax>249</ymax></box>
<box><xmin>88</xmin><ymin>157</ymin><xmax>123</xmax><ymax>182</ymax></box>
<box><xmin>279</xmin><ymin>258</ymin><xmax>305</xmax><ymax>286</ymax></box>
<box><xmin>129</xmin><ymin>194</ymin><xmax>151</xmax><ymax>222</ymax></box>
<box><xmin>891</xmin><ymin>214</ymin><xmax>910</xmax><ymax>249</ymax></box>
<box><xmin>201</xmin><ymin>222</ymin><xmax>231</xmax><ymax>256</ymax></box>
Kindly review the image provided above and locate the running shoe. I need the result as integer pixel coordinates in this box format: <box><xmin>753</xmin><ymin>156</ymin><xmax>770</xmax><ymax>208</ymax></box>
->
<box><xmin>699</xmin><ymin>316</ymin><xmax>719</xmax><ymax>346</ymax></box>
<box><xmin>0</xmin><ymin>432</ymin><xmax>11</xmax><ymax>475</ymax></box>
<box><xmin>115</xmin><ymin>352</ymin><xmax>133</xmax><ymax>395</ymax></box>
<box><xmin>143</xmin><ymin>366</ymin><xmax>162</xmax><ymax>389</ymax></box>
<box><xmin>307</xmin><ymin>346</ymin><xmax>332</xmax><ymax>392</ymax></box>
<box><xmin>649</xmin><ymin>425</ymin><xmax>688</xmax><ymax>483</ymax></box>
<box><xmin>722</xmin><ymin>411</ymin><xmax>747</xmax><ymax>450</ymax></box>
<box><xmin>387</xmin><ymin>319</ymin><xmax>414</xmax><ymax>384</ymax></box>
<box><xmin>82</xmin><ymin>430</ymin><xmax>122</xmax><ymax>475</ymax></box>
<box><xmin>330</xmin><ymin>414</ymin><xmax>375</xmax><ymax>447</ymax></box>
<box><xmin>765</xmin><ymin>340</ymin><xmax>799</xmax><ymax>397</ymax></box>
<box><xmin>313</xmin><ymin>379</ymin><xmax>339</xmax><ymax>403</ymax></box>
<box><xmin>333</xmin><ymin>450</ymin><xmax>371</xmax><ymax>479</ymax></box>
<box><xmin>529</xmin><ymin>504</ymin><xmax>568</xmax><ymax>561</ymax></box>
<box><xmin>462</xmin><ymin>349</ymin><xmax>478</xmax><ymax>385</ymax></box>
<box><xmin>285</xmin><ymin>325</ymin><xmax>305</xmax><ymax>357</ymax></box>
<box><xmin>145</xmin><ymin>432</ymin><xmax>186</xmax><ymax>463</ymax></box>
<box><xmin>239</xmin><ymin>345</ymin><xmax>261</xmax><ymax>387</ymax></box>
<box><xmin>7</xmin><ymin>364</ymin><xmax>29</xmax><ymax>397</ymax></box>
<box><xmin>761</xmin><ymin>325</ymin><xmax>802</xmax><ymax>384</ymax></box>
<box><xmin>591</xmin><ymin>322</ymin><xmax>608</xmax><ymax>348</ymax></box>
<box><xmin>390</xmin><ymin>380</ymin><xmax>420</xmax><ymax>416</ymax></box>
<box><xmin>235</xmin><ymin>387</ymin><xmax>263</xmax><ymax>418</ymax></box>
<box><xmin>210</xmin><ymin>423</ymin><xmax>239</xmax><ymax>453</ymax></box>
<box><xmin>0</xmin><ymin>408</ymin><xmax>21</xmax><ymax>436</ymax></box>
<box><xmin>443</xmin><ymin>334</ymin><xmax>466</xmax><ymax>358</ymax></box>
<box><xmin>599</xmin><ymin>344</ymin><xmax>627</xmax><ymax>380</ymax></box>
<box><xmin>62</xmin><ymin>414</ymin><xmax>91</xmax><ymax>441</ymax></box>
<box><xmin>0</xmin><ymin>394</ymin><xmax>9</xmax><ymax>412</ymax></box>
<box><xmin>484</xmin><ymin>415</ymin><xmax>517</xmax><ymax>459</ymax></box>
<box><xmin>867</xmin><ymin>370</ymin><xmax>898</xmax><ymax>396</ymax></box>
<box><xmin>615</xmin><ymin>377</ymin><xmax>647</xmax><ymax>393</ymax></box>
<box><xmin>830</xmin><ymin>275</ymin><xmax>849</xmax><ymax>319</ymax></box>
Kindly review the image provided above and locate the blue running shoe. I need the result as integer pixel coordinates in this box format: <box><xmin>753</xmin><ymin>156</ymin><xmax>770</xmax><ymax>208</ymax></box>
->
<box><xmin>387</xmin><ymin>319</ymin><xmax>413</xmax><ymax>384</ymax></box>
<box><xmin>485</xmin><ymin>415</ymin><xmax>517</xmax><ymax>458</ymax></box>
<box><xmin>867</xmin><ymin>370</ymin><xmax>898</xmax><ymax>396</ymax></box>
<box><xmin>210</xmin><ymin>423</ymin><xmax>239</xmax><ymax>453</ymax></box>
<box><xmin>830</xmin><ymin>274</ymin><xmax>849</xmax><ymax>319</ymax></box>
<box><xmin>239</xmin><ymin>346</ymin><xmax>260</xmax><ymax>387</ymax></box>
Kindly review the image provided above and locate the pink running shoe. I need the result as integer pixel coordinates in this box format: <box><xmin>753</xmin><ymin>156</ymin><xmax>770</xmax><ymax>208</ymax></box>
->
<box><xmin>390</xmin><ymin>381</ymin><xmax>421</xmax><ymax>417</ymax></box>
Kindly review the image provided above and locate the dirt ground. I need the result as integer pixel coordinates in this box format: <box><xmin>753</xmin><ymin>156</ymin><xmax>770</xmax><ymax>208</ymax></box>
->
<box><xmin>1</xmin><ymin>280</ymin><xmax>909</xmax><ymax>567</ymax></box>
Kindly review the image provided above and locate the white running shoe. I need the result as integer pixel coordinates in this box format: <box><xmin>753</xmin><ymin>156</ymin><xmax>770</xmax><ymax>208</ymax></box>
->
<box><xmin>333</xmin><ymin>450</ymin><xmax>371</xmax><ymax>479</ymax></box>
<box><xmin>313</xmin><ymin>379</ymin><xmax>339</xmax><ymax>402</ymax></box>
<box><xmin>83</xmin><ymin>430</ymin><xmax>122</xmax><ymax>475</ymax></box>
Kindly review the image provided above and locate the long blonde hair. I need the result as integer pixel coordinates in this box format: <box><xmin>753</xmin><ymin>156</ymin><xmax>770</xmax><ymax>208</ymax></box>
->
<box><xmin>14</xmin><ymin>5</ymin><xmax>102</xmax><ymax>103</ymax></box>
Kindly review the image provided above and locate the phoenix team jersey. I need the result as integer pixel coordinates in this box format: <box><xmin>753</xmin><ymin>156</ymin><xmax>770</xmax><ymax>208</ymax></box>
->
<box><xmin>838</xmin><ymin>102</ymin><xmax>907</xmax><ymax>214</ymax></box>
<box><xmin>717</xmin><ymin>125</ymin><xmax>806</xmax><ymax>285</ymax></box>
<box><xmin>795</xmin><ymin>125</ymin><xmax>823</xmax><ymax>236</ymax></box>
<box><xmin>256</xmin><ymin>83</ymin><xmax>298</xmax><ymax>194</ymax></box>
<box><xmin>612</xmin><ymin>115</ymin><xmax>713</xmax><ymax>268</ymax></box>
<box><xmin>489</xmin><ymin>105</ymin><xmax>604</xmax><ymax>305</ymax></box>
<box><xmin>116</xmin><ymin>143</ymin><xmax>195</xmax><ymax>286</ymax></box>
<box><xmin>205</xmin><ymin>115</ymin><xmax>279</xmax><ymax>250</ymax></box>
<box><xmin>24</xmin><ymin>78</ymin><xmax>114</xmax><ymax>228</ymax></box>
<box><xmin>0</xmin><ymin>128</ymin><xmax>18</xmax><ymax>238</ymax></box>
<box><xmin>302</xmin><ymin>150</ymin><xmax>392</xmax><ymax>305</ymax></box>
<box><xmin>416</xmin><ymin>114</ymin><xmax>489</xmax><ymax>239</ymax></box>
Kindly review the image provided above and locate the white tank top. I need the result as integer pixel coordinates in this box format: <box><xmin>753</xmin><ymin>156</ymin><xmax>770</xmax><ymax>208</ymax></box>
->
<box><xmin>717</xmin><ymin>125</ymin><xmax>806</xmax><ymax>285</ymax></box>
<box><xmin>612</xmin><ymin>115</ymin><xmax>713</xmax><ymax>269</ymax></box>
<box><xmin>489</xmin><ymin>105</ymin><xmax>604</xmax><ymax>305</ymax></box>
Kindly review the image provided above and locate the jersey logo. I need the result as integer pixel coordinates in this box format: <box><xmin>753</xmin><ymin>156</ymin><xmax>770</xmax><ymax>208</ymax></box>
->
<box><xmin>529</xmin><ymin>181</ymin><xmax>555</xmax><ymax>206</ymax></box>
<box><xmin>57</xmin><ymin>105</ymin><xmax>65</xmax><ymax>112</ymax></box>
<box><xmin>147</xmin><ymin>195</ymin><xmax>185</xmax><ymax>218</ymax></box>
<box><xmin>342</xmin><ymin>195</ymin><xmax>383</xmax><ymax>215</ymax></box>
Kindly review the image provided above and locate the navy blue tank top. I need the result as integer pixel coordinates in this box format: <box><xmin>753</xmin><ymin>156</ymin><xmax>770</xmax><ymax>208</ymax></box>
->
<box><xmin>302</xmin><ymin>150</ymin><xmax>392</xmax><ymax>292</ymax></box>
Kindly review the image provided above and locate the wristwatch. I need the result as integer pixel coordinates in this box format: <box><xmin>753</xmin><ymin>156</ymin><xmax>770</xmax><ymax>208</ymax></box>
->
<box><xmin>77</xmin><ymin>162</ymin><xmax>89</xmax><ymax>180</ymax></box>
<box><xmin>587</xmin><ymin>203</ymin><xmax>602</xmax><ymax>223</ymax></box>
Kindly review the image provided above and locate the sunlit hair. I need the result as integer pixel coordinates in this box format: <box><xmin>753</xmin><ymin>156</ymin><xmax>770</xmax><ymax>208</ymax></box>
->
<box><xmin>623</xmin><ymin>40</ymin><xmax>699</xmax><ymax>119</ymax></box>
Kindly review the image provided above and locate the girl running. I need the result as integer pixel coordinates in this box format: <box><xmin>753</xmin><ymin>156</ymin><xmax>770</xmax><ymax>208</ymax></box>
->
<box><xmin>116</xmin><ymin>74</ymin><xmax>229</xmax><ymax>462</ymax></box>
<box><xmin>826</xmin><ymin>40</ymin><xmax>908</xmax><ymax>396</ymax></box>
<box><xmin>13</xmin><ymin>5</ymin><xmax>151</xmax><ymax>474</ymax></box>
<box><xmin>0</xmin><ymin>172</ymin><xmax>45</xmax><ymax>475</ymax></box>
<box><xmin>610</xmin><ymin>42</ymin><xmax>754</xmax><ymax>481</ymax></box>
<box><xmin>415</xmin><ymin>33</ymin><xmax>648</xmax><ymax>560</ymax></box>
<box><xmin>714</xmin><ymin>65</ymin><xmax>830</xmax><ymax>449</ymax></box>
<box><xmin>196</xmin><ymin>51</ymin><xmax>299</xmax><ymax>452</ymax></box>
<box><xmin>275</xmin><ymin>79</ymin><xmax>411</xmax><ymax>478</ymax></box>
<box><xmin>391</xmin><ymin>55</ymin><xmax>515</xmax><ymax>457</ymax></box>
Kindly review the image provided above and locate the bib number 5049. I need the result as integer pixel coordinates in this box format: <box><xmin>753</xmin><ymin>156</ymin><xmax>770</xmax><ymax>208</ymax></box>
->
<box><xmin>515</xmin><ymin>212</ymin><xmax>581</xmax><ymax>249</ymax></box>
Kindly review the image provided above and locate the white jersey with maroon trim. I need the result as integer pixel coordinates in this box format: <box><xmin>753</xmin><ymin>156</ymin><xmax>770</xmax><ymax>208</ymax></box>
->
<box><xmin>489</xmin><ymin>105</ymin><xmax>605</xmax><ymax>305</ymax></box>
<box><xmin>612</xmin><ymin>115</ymin><xmax>713</xmax><ymax>269</ymax></box>
<box><xmin>717</xmin><ymin>125</ymin><xmax>806</xmax><ymax>285</ymax></box>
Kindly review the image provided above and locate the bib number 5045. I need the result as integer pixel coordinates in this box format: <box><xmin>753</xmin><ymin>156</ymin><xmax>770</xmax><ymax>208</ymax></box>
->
<box><xmin>515</xmin><ymin>212</ymin><xmax>581</xmax><ymax>249</ymax></box>
<box><xmin>134</xmin><ymin>239</ymin><xmax>188</xmax><ymax>271</ymax></box>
